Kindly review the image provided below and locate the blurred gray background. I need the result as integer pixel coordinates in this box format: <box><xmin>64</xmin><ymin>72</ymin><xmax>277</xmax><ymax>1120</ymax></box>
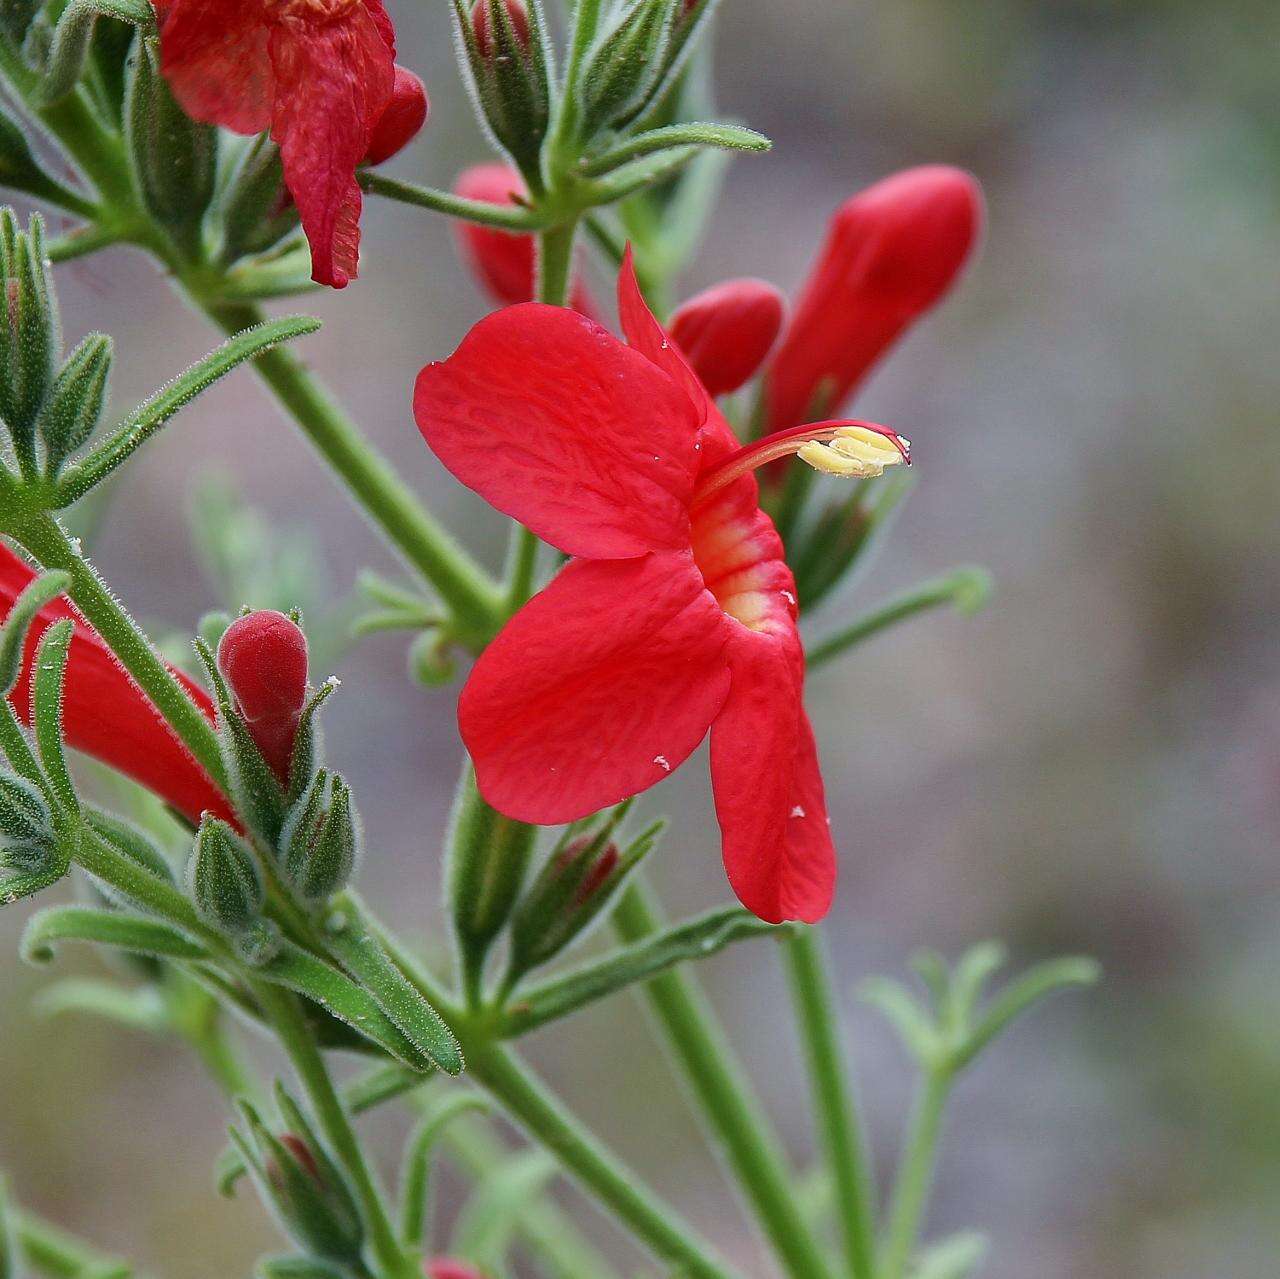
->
<box><xmin>5</xmin><ymin>0</ymin><xmax>1280</xmax><ymax>1275</ymax></box>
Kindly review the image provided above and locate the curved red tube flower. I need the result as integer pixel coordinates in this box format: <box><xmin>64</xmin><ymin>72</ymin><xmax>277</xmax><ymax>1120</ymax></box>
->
<box><xmin>153</xmin><ymin>0</ymin><xmax>402</xmax><ymax>288</ymax></box>
<box><xmin>0</xmin><ymin>545</ymin><xmax>234</xmax><ymax>827</ymax></box>
<box><xmin>668</xmin><ymin>277</ymin><xmax>786</xmax><ymax>397</ymax></box>
<box><xmin>765</xmin><ymin>165</ymin><xmax>984</xmax><ymax>431</ymax></box>
<box><xmin>414</xmin><ymin>255</ymin><xmax>908</xmax><ymax>922</ymax></box>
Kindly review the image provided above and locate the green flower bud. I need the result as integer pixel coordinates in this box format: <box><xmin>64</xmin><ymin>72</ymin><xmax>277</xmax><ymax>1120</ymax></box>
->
<box><xmin>0</xmin><ymin>773</ymin><xmax>54</xmax><ymax>847</ymax></box>
<box><xmin>578</xmin><ymin>0</ymin><xmax>673</xmax><ymax>136</ymax></box>
<box><xmin>280</xmin><ymin>770</ymin><xmax>359</xmax><ymax>903</ymax></box>
<box><xmin>0</xmin><ymin>209</ymin><xmax>61</xmax><ymax>456</ymax></box>
<box><xmin>36</xmin><ymin>331</ymin><xmax>112</xmax><ymax>476</ymax></box>
<box><xmin>187</xmin><ymin>816</ymin><xmax>263</xmax><ymax>937</ymax></box>
<box><xmin>214</xmin><ymin>134</ymin><xmax>300</xmax><ymax>266</ymax></box>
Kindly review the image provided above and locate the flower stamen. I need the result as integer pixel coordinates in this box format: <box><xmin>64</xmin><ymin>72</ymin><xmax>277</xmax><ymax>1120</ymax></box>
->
<box><xmin>692</xmin><ymin>419</ymin><xmax>910</xmax><ymax>507</ymax></box>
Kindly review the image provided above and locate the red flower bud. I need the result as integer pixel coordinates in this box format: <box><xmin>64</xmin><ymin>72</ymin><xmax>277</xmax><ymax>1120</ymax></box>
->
<box><xmin>469</xmin><ymin>0</ymin><xmax>530</xmax><ymax>58</ymax></box>
<box><xmin>274</xmin><ymin>1133</ymin><xmax>323</xmax><ymax>1188</ymax></box>
<box><xmin>217</xmin><ymin>611</ymin><xmax>309</xmax><ymax>785</ymax></box>
<box><xmin>669</xmin><ymin>278</ymin><xmax>786</xmax><ymax>397</ymax></box>
<box><xmin>452</xmin><ymin>164</ymin><xmax>595</xmax><ymax>315</ymax></box>
<box><xmin>765</xmin><ymin>165</ymin><xmax>983</xmax><ymax>431</ymax></box>
<box><xmin>364</xmin><ymin>65</ymin><xmax>430</xmax><ymax>166</ymax></box>
<box><xmin>427</xmin><ymin>1262</ymin><xmax>486</xmax><ymax>1279</ymax></box>
<box><xmin>555</xmin><ymin>837</ymin><xmax>620</xmax><ymax>907</ymax></box>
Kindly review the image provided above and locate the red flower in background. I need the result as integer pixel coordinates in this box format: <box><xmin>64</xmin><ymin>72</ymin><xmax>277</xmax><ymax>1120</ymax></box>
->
<box><xmin>153</xmin><ymin>0</ymin><xmax>422</xmax><ymax>287</ymax></box>
<box><xmin>452</xmin><ymin>164</ymin><xmax>595</xmax><ymax>314</ymax></box>
<box><xmin>426</xmin><ymin>1261</ymin><xmax>486</xmax><ymax>1279</ymax></box>
<box><xmin>0</xmin><ymin>546</ymin><xmax>234</xmax><ymax>826</ymax></box>
<box><xmin>764</xmin><ymin>165</ymin><xmax>983</xmax><ymax>430</ymax></box>
<box><xmin>363</xmin><ymin>65</ymin><xmax>429</xmax><ymax>166</ymax></box>
<box><xmin>414</xmin><ymin>254</ymin><xmax>909</xmax><ymax>923</ymax></box>
<box><xmin>668</xmin><ymin>278</ymin><xmax>786</xmax><ymax>397</ymax></box>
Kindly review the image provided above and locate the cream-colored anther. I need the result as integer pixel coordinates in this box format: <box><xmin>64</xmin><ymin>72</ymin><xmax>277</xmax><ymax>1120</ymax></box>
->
<box><xmin>797</xmin><ymin>441</ymin><xmax>877</xmax><ymax>477</ymax></box>
<box><xmin>829</xmin><ymin>425</ymin><xmax>909</xmax><ymax>468</ymax></box>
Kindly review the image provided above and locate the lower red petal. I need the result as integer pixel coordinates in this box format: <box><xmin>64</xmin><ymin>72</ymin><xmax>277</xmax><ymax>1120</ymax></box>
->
<box><xmin>710</xmin><ymin>625</ymin><xmax>834</xmax><ymax>923</ymax></box>
<box><xmin>461</xmin><ymin>551</ymin><xmax>732</xmax><ymax>823</ymax></box>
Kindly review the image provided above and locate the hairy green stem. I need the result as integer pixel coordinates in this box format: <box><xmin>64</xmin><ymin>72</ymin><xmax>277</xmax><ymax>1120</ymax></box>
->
<box><xmin>879</xmin><ymin>1067</ymin><xmax>951</xmax><ymax>1279</ymax></box>
<box><xmin>783</xmin><ymin>928</ymin><xmax>877</xmax><ymax>1279</ymax></box>
<box><xmin>612</xmin><ymin>880</ymin><xmax>836</xmax><ymax>1279</ymax></box>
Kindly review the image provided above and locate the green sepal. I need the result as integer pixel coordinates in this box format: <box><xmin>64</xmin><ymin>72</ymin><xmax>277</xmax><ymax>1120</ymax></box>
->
<box><xmin>280</xmin><ymin>770</ymin><xmax>358</xmax><ymax>903</ymax></box>
<box><xmin>578</xmin><ymin>0</ymin><xmax>674</xmax><ymax>137</ymax></box>
<box><xmin>20</xmin><ymin>903</ymin><xmax>208</xmax><ymax>963</ymax></box>
<box><xmin>124</xmin><ymin>33</ymin><xmax>216</xmax><ymax>246</ymax></box>
<box><xmin>37</xmin><ymin>332</ymin><xmax>112</xmax><ymax>477</ymax></box>
<box><xmin>31</xmin><ymin>618</ymin><xmax>79</xmax><ymax>816</ymax></box>
<box><xmin>0</xmin><ymin>771</ymin><xmax>54</xmax><ymax>845</ymax></box>
<box><xmin>213</xmin><ymin>135</ymin><xmax>300</xmax><ymax>267</ymax></box>
<box><xmin>0</xmin><ymin>567</ymin><xmax>68</xmax><ymax>697</ymax></box>
<box><xmin>502</xmin><ymin>906</ymin><xmax>788</xmax><ymax>1035</ymax></box>
<box><xmin>187</xmin><ymin>814</ymin><xmax>264</xmax><ymax>937</ymax></box>
<box><xmin>0</xmin><ymin>107</ymin><xmax>92</xmax><ymax>213</ymax></box>
<box><xmin>0</xmin><ymin>210</ymin><xmax>60</xmax><ymax>459</ymax></box>
<box><xmin>285</xmin><ymin>677</ymin><xmax>336</xmax><ymax>805</ymax></box>
<box><xmin>29</xmin><ymin>0</ymin><xmax>151</xmax><ymax>106</ymax></box>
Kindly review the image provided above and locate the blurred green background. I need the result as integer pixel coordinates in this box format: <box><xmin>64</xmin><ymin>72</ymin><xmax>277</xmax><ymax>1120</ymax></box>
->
<box><xmin>5</xmin><ymin>0</ymin><xmax>1280</xmax><ymax>1275</ymax></box>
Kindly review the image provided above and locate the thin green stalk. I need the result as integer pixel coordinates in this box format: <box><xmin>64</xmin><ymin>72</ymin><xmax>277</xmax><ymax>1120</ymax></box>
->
<box><xmin>806</xmin><ymin>568</ymin><xmax>992</xmax><ymax>672</ymax></box>
<box><xmin>12</xmin><ymin>1207</ymin><xmax>134</xmax><ymax>1279</ymax></box>
<box><xmin>536</xmin><ymin>219</ymin><xmax>578</xmax><ymax>309</ymax></box>
<box><xmin>879</xmin><ymin>1067</ymin><xmax>951</xmax><ymax>1279</ymax></box>
<box><xmin>783</xmin><ymin>928</ymin><xmax>876</xmax><ymax>1279</ymax></box>
<box><xmin>612</xmin><ymin>880</ymin><xmax>836</xmax><ymax>1279</ymax></box>
<box><xmin>253</xmin><ymin>981</ymin><xmax>416</xmax><ymax>1279</ymax></box>
<box><xmin>198</xmin><ymin>299</ymin><xmax>504</xmax><ymax>647</ymax></box>
<box><xmin>359</xmin><ymin>172</ymin><xmax>546</xmax><ymax>229</ymax></box>
<box><xmin>6</xmin><ymin>512</ymin><xmax>230</xmax><ymax>794</ymax></box>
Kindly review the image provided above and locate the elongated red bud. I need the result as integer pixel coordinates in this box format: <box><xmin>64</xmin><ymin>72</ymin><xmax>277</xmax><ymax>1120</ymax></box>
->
<box><xmin>669</xmin><ymin>278</ymin><xmax>786</xmax><ymax>396</ymax></box>
<box><xmin>470</xmin><ymin>0</ymin><xmax>530</xmax><ymax>57</ymax></box>
<box><xmin>276</xmin><ymin>1134</ymin><xmax>323</xmax><ymax>1187</ymax></box>
<box><xmin>427</xmin><ymin>1260</ymin><xmax>487</xmax><ymax>1279</ymax></box>
<box><xmin>452</xmin><ymin>164</ymin><xmax>595</xmax><ymax>315</ymax></box>
<box><xmin>364</xmin><ymin>66</ymin><xmax>429</xmax><ymax>165</ymax></box>
<box><xmin>217</xmin><ymin>611</ymin><xmax>309</xmax><ymax>784</ymax></box>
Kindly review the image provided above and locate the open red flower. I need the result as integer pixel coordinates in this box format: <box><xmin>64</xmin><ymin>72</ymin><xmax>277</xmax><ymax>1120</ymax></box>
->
<box><xmin>414</xmin><ymin>254</ymin><xmax>909</xmax><ymax>923</ymax></box>
<box><xmin>1</xmin><ymin>545</ymin><xmax>234</xmax><ymax>826</ymax></box>
<box><xmin>153</xmin><ymin>0</ymin><xmax>404</xmax><ymax>288</ymax></box>
<box><xmin>765</xmin><ymin>165</ymin><xmax>983</xmax><ymax>431</ymax></box>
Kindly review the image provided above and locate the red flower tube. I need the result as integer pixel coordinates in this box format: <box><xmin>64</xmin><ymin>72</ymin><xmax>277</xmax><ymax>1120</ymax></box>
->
<box><xmin>765</xmin><ymin>165</ymin><xmax>983</xmax><ymax>431</ymax></box>
<box><xmin>668</xmin><ymin>278</ymin><xmax>786</xmax><ymax>397</ymax></box>
<box><xmin>0</xmin><ymin>545</ymin><xmax>234</xmax><ymax>826</ymax></box>
<box><xmin>452</xmin><ymin>164</ymin><xmax>595</xmax><ymax>315</ymax></box>
<box><xmin>415</xmin><ymin>253</ymin><xmax>909</xmax><ymax>923</ymax></box>
<box><xmin>153</xmin><ymin>0</ymin><xmax>406</xmax><ymax>288</ymax></box>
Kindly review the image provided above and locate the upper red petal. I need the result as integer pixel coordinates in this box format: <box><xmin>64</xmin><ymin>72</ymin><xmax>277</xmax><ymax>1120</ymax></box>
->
<box><xmin>461</xmin><ymin>551</ymin><xmax>732</xmax><ymax>824</ymax></box>
<box><xmin>268</xmin><ymin>9</ymin><xmax>395</xmax><ymax>287</ymax></box>
<box><xmin>155</xmin><ymin>0</ymin><xmax>273</xmax><ymax>134</ymax></box>
<box><xmin>765</xmin><ymin>165</ymin><xmax>983</xmax><ymax>431</ymax></box>
<box><xmin>414</xmin><ymin>304</ymin><xmax>701</xmax><ymax>559</ymax></box>
<box><xmin>0</xmin><ymin>546</ymin><xmax>235</xmax><ymax>827</ymax></box>
<box><xmin>709</xmin><ymin>623</ymin><xmax>835</xmax><ymax>924</ymax></box>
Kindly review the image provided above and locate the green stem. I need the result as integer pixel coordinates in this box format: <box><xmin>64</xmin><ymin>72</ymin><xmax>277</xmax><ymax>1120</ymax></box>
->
<box><xmin>806</xmin><ymin>568</ymin><xmax>992</xmax><ymax>672</ymax></box>
<box><xmin>253</xmin><ymin>981</ymin><xmax>415</xmax><ymax>1279</ymax></box>
<box><xmin>198</xmin><ymin>299</ymin><xmax>504</xmax><ymax>647</ymax></box>
<box><xmin>536</xmin><ymin>219</ymin><xmax>578</xmax><ymax>308</ymax></box>
<box><xmin>612</xmin><ymin>880</ymin><xmax>836</xmax><ymax>1279</ymax></box>
<box><xmin>783</xmin><ymin>928</ymin><xmax>877</xmax><ymax>1279</ymax></box>
<box><xmin>359</xmin><ymin>171</ymin><xmax>546</xmax><ymax>229</ymax></box>
<box><xmin>6</xmin><ymin>512</ymin><xmax>230</xmax><ymax>795</ymax></box>
<box><xmin>879</xmin><ymin>1067</ymin><xmax>951</xmax><ymax>1279</ymax></box>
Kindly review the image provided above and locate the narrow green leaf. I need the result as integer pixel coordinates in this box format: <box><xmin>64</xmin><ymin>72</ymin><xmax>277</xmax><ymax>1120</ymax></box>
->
<box><xmin>590</xmin><ymin>144</ymin><xmax>700</xmax><ymax>203</ymax></box>
<box><xmin>911</xmin><ymin>1231</ymin><xmax>988</xmax><ymax>1279</ymax></box>
<box><xmin>55</xmin><ymin>316</ymin><xmax>321</xmax><ymax>506</ymax></box>
<box><xmin>21</xmin><ymin>904</ymin><xmax>209</xmax><ymax>964</ymax></box>
<box><xmin>503</xmin><ymin>906</ymin><xmax>787</xmax><ymax>1035</ymax></box>
<box><xmin>948</xmin><ymin>940</ymin><xmax>1006</xmax><ymax>1032</ymax></box>
<box><xmin>581</xmin><ymin>121</ymin><xmax>770</xmax><ymax>177</ymax></box>
<box><xmin>30</xmin><ymin>619</ymin><xmax>78</xmax><ymax>814</ymax></box>
<box><xmin>399</xmin><ymin>1091</ymin><xmax>491</xmax><ymax>1247</ymax></box>
<box><xmin>451</xmin><ymin>1148</ymin><xmax>557</xmax><ymax>1266</ymax></box>
<box><xmin>31</xmin><ymin>0</ymin><xmax>149</xmax><ymax>105</ymax></box>
<box><xmin>0</xmin><ymin>568</ymin><xmax>69</xmax><ymax>697</ymax></box>
<box><xmin>256</xmin><ymin>939</ymin><xmax>438</xmax><ymax>1072</ymax></box>
<box><xmin>34</xmin><ymin>976</ymin><xmax>168</xmax><ymax>1032</ymax></box>
<box><xmin>325</xmin><ymin>903</ymin><xmax>463</xmax><ymax>1075</ymax></box>
<box><xmin>860</xmin><ymin>977</ymin><xmax>939</xmax><ymax>1065</ymax></box>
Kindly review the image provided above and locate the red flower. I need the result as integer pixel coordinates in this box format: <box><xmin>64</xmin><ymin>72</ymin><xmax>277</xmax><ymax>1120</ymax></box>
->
<box><xmin>414</xmin><ymin>254</ymin><xmax>909</xmax><ymax>923</ymax></box>
<box><xmin>426</xmin><ymin>1261</ymin><xmax>486</xmax><ymax>1279</ymax></box>
<box><xmin>668</xmin><ymin>278</ymin><xmax>786</xmax><ymax>397</ymax></box>
<box><xmin>364</xmin><ymin>65</ymin><xmax>429</xmax><ymax>166</ymax></box>
<box><xmin>469</xmin><ymin>0</ymin><xmax>530</xmax><ymax>56</ymax></box>
<box><xmin>0</xmin><ymin>545</ymin><xmax>234</xmax><ymax>826</ymax></box>
<box><xmin>765</xmin><ymin>165</ymin><xmax>983</xmax><ymax>431</ymax></box>
<box><xmin>217</xmin><ymin>610</ymin><xmax>309</xmax><ymax>784</ymax></box>
<box><xmin>153</xmin><ymin>0</ymin><xmax>407</xmax><ymax>288</ymax></box>
<box><xmin>452</xmin><ymin>164</ymin><xmax>595</xmax><ymax>315</ymax></box>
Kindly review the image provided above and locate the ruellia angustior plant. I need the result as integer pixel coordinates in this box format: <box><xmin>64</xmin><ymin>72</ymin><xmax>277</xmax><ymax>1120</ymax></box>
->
<box><xmin>0</xmin><ymin>3</ymin><xmax>1098</xmax><ymax>1278</ymax></box>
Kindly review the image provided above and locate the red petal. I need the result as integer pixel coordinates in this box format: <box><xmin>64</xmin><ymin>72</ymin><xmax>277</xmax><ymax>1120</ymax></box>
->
<box><xmin>0</xmin><ymin>546</ymin><xmax>235</xmax><ymax>827</ymax></box>
<box><xmin>669</xmin><ymin>278</ymin><xmax>786</xmax><ymax>397</ymax></box>
<box><xmin>451</xmin><ymin>164</ymin><xmax>595</xmax><ymax>315</ymax></box>
<box><xmin>155</xmin><ymin>0</ymin><xmax>273</xmax><ymax>135</ymax></box>
<box><xmin>460</xmin><ymin>552</ymin><xmax>732</xmax><ymax>823</ymax></box>
<box><xmin>414</xmin><ymin>304</ymin><xmax>701</xmax><ymax>558</ymax></box>
<box><xmin>268</xmin><ymin>9</ymin><xmax>395</xmax><ymax>287</ymax></box>
<box><xmin>766</xmin><ymin>166</ymin><xmax>983</xmax><ymax>431</ymax></box>
<box><xmin>710</xmin><ymin>625</ymin><xmax>835</xmax><ymax>923</ymax></box>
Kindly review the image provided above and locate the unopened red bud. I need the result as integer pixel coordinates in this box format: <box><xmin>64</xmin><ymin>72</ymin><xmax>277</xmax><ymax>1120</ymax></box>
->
<box><xmin>217</xmin><ymin>611</ymin><xmax>309</xmax><ymax>784</ymax></box>
<box><xmin>452</xmin><ymin>164</ymin><xmax>595</xmax><ymax>315</ymax></box>
<box><xmin>669</xmin><ymin>278</ymin><xmax>786</xmax><ymax>397</ymax></box>
<box><xmin>427</xmin><ymin>1260</ymin><xmax>487</xmax><ymax>1279</ymax></box>
<box><xmin>470</xmin><ymin>0</ymin><xmax>530</xmax><ymax>58</ymax></box>
<box><xmin>364</xmin><ymin>66</ymin><xmax>429</xmax><ymax>166</ymax></box>
<box><xmin>555</xmin><ymin>837</ymin><xmax>620</xmax><ymax>906</ymax></box>
<box><xmin>276</xmin><ymin>1133</ymin><xmax>323</xmax><ymax>1187</ymax></box>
